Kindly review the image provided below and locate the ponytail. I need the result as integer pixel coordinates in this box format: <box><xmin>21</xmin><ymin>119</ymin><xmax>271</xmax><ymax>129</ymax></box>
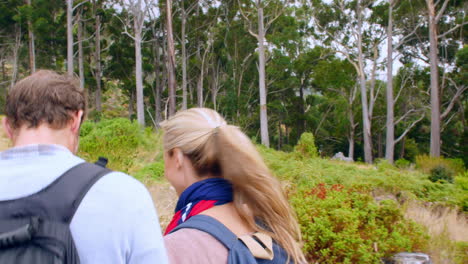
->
<box><xmin>161</xmin><ymin>108</ymin><xmax>306</xmax><ymax>264</ymax></box>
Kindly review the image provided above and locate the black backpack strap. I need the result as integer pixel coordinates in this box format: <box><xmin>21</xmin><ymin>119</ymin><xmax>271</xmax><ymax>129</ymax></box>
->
<box><xmin>19</xmin><ymin>162</ymin><xmax>112</xmax><ymax>224</ymax></box>
<box><xmin>170</xmin><ymin>215</ymin><xmax>238</xmax><ymax>250</ymax></box>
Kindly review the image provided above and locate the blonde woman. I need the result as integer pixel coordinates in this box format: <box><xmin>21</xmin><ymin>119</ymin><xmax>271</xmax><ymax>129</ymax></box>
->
<box><xmin>161</xmin><ymin>108</ymin><xmax>306</xmax><ymax>264</ymax></box>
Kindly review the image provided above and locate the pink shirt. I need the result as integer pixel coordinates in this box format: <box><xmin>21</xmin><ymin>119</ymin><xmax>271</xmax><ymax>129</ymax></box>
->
<box><xmin>164</xmin><ymin>228</ymin><xmax>228</xmax><ymax>264</ymax></box>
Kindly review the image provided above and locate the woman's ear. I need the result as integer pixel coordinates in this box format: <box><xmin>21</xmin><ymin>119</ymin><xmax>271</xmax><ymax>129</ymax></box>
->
<box><xmin>173</xmin><ymin>148</ymin><xmax>184</xmax><ymax>169</ymax></box>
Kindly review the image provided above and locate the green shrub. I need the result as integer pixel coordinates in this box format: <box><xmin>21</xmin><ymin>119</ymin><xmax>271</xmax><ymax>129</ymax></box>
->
<box><xmin>291</xmin><ymin>183</ymin><xmax>428</xmax><ymax>263</ymax></box>
<box><xmin>294</xmin><ymin>132</ymin><xmax>318</xmax><ymax>158</ymax></box>
<box><xmin>376</xmin><ymin>159</ymin><xmax>396</xmax><ymax>172</ymax></box>
<box><xmin>134</xmin><ymin>161</ymin><xmax>165</xmax><ymax>182</ymax></box>
<box><xmin>402</xmin><ymin>138</ymin><xmax>420</xmax><ymax>161</ymax></box>
<box><xmin>395</xmin><ymin>158</ymin><xmax>411</xmax><ymax>169</ymax></box>
<box><xmin>78</xmin><ymin>118</ymin><xmax>151</xmax><ymax>173</ymax></box>
<box><xmin>428</xmin><ymin>165</ymin><xmax>455</xmax><ymax>183</ymax></box>
<box><xmin>455</xmin><ymin>171</ymin><xmax>468</xmax><ymax>190</ymax></box>
<box><xmin>415</xmin><ymin>155</ymin><xmax>465</xmax><ymax>175</ymax></box>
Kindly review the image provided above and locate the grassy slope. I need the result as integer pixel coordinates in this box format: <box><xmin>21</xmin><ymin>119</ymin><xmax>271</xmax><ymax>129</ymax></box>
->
<box><xmin>258</xmin><ymin>145</ymin><xmax>467</xmax><ymax>209</ymax></box>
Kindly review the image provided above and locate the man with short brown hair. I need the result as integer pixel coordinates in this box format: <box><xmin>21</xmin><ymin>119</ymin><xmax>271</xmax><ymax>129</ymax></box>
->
<box><xmin>0</xmin><ymin>70</ymin><xmax>168</xmax><ymax>264</ymax></box>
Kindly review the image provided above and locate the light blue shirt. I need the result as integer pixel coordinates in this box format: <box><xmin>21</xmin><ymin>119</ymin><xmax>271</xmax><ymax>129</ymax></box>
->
<box><xmin>0</xmin><ymin>144</ymin><xmax>168</xmax><ymax>264</ymax></box>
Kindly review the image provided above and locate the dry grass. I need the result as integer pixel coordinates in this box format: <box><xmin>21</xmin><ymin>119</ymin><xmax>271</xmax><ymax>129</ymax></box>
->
<box><xmin>404</xmin><ymin>201</ymin><xmax>468</xmax><ymax>263</ymax></box>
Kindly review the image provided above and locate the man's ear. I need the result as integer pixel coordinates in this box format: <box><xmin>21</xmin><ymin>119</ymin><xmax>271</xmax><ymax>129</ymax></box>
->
<box><xmin>70</xmin><ymin>110</ymin><xmax>84</xmax><ymax>134</ymax></box>
<box><xmin>2</xmin><ymin>117</ymin><xmax>14</xmax><ymax>140</ymax></box>
<box><xmin>173</xmin><ymin>148</ymin><xmax>185</xmax><ymax>169</ymax></box>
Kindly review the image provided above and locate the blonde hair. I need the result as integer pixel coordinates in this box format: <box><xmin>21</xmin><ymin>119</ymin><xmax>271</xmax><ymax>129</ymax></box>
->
<box><xmin>161</xmin><ymin>108</ymin><xmax>306</xmax><ymax>264</ymax></box>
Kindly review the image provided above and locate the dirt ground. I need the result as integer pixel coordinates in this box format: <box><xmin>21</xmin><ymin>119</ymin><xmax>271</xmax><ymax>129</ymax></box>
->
<box><xmin>147</xmin><ymin>182</ymin><xmax>178</xmax><ymax>230</ymax></box>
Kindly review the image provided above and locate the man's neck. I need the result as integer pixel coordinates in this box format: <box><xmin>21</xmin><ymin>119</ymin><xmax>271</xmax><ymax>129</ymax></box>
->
<box><xmin>12</xmin><ymin>125</ymin><xmax>75</xmax><ymax>153</ymax></box>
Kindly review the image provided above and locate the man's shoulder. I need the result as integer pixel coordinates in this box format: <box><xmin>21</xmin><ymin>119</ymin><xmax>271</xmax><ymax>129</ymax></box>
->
<box><xmin>83</xmin><ymin>170</ymin><xmax>154</xmax><ymax>211</ymax></box>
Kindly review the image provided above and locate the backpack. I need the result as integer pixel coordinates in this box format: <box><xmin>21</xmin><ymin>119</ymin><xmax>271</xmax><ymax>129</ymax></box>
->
<box><xmin>170</xmin><ymin>214</ymin><xmax>291</xmax><ymax>264</ymax></box>
<box><xmin>0</xmin><ymin>160</ymin><xmax>111</xmax><ymax>264</ymax></box>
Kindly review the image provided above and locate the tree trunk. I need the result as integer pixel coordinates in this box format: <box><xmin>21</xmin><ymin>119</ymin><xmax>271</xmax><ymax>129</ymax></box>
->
<box><xmin>2</xmin><ymin>60</ymin><xmax>6</xmax><ymax>81</ymax></box>
<box><xmin>278</xmin><ymin>122</ymin><xmax>283</xmax><ymax>150</ymax></box>
<box><xmin>385</xmin><ymin>1</ymin><xmax>395</xmax><ymax>163</ymax></box>
<box><xmin>298</xmin><ymin>78</ymin><xmax>306</xmax><ymax>136</ymax></box>
<box><xmin>357</xmin><ymin>2</ymin><xmax>372</xmax><ymax>163</ymax></box>
<box><xmin>197</xmin><ymin>40</ymin><xmax>211</xmax><ymax>108</ymax></box>
<box><xmin>134</xmin><ymin>20</ymin><xmax>145</xmax><ymax>126</ymax></box>
<box><xmin>129</xmin><ymin>89</ymin><xmax>135</xmax><ymax>120</ymax></box>
<box><xmin>257</xmin><ymin>1</ymin><xmax>270</xmax><ymax>147</ymax></box>
<box><xmin>77</xmin><ymin>11</ymin><xmax>85</xmax><ymax>90</ymax></box>
<box><xmin>427</xmin><ymin>0</ymin><xmax>441</xmax><ymax>157</ymax></box>
<box><xmin>197</xmin><ymin>71</ymin><xmax>204</xmax><ymax>107</ymax></box>
<box><xmin>211</xmin><ymin>64</ymin><xmax>219</xmax><ymax>110</ymax></box>
<box><xmin>67</xmin><ymin>0</ymin><xmax>74</xmax><ymax>76</ymax></box>
<box><xmin>94</xmin><ymin>6</ymin><xmax>102</xmax><ymax>113</ymax></box>
<box><xmin>348</xmin><ymin>104</ymin><xmax>356</xmax><ymax>160</ymax></box>
<box><xmin>10</xmin><ymin>25</ymin><xmax>21</xmax><ymax>90</ymax></box>
<box><xmin>26</xmin><ymin>0</ymin><xmax>35</xmax><ymax>74</ymax></box>
<box><xmin>166</xmin><ymin>0</ymin><xmax>176</xmax><ymax>117</ymax></box>
<box><xmin>153</xmin><ymin>39</ymin><xmax>162</xmax><ymax>126</ymax></box>
<box><xmin>399</xmin><ymin>136</ymin><xmax>406</xmax><ymax>159</ymax></box>
<box><xmin>377</xmin><ymin>132</ymin><xmax>383</xmax><ymax>158</ymax></box>
<box><xmin>181</xmin><ymin>3</ymin><xmax>188</xmax><ymax>110</ymax></box>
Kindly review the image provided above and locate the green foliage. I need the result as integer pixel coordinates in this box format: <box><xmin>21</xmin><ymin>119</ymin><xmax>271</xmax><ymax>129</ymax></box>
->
<box><xmin>134</xmin><ymin>161</ymin><xmax>165</xmax><ymax>182</ymax></box>
<box><xmin>294</xmin><ymin>132</ymin><xmax>318</xmax><ymax>158</ymax></box>
<box><xmin>454</xmin><ymin>172</ymin><xmax>468</xmax><ymax>211</ymax></box>
<box><xmin>428</xmin><ymin>165</ymin><xmax>455</xmax><ymax>183</ymax></box>
<box><xmin>395</xmin><ymin>158</ymin><xmax>411</xmax><ymax>169</ymax></box>
<box><xmin>79</xmin><ymin>118</ymin><xmax>152</xmax><ymax>173</ymax></box>
<box><xmin>415</xmin><ymin>155</ymin><xmax>465</xmax><ymax>175</ymax></box>
<box><xmin>375</xmin><ymin>159</ymin><xmax>397</xmax><ymax>172</ymax></box>
<box><xmin>258</xmin><ymin>145</ymin><xmax>467</xmax><ymax>211</ymax></box>
<box><xmin>291</xmin><ymin>184</ymin><xmax>428</xmax><ymax>263</ymax></box>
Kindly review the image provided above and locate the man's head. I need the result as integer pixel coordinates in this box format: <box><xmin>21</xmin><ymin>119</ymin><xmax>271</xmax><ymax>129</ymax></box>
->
<box><xmin>2</xmin><ymin>70</ymin><xmax>86</xmax><ymax>152</ymax></box>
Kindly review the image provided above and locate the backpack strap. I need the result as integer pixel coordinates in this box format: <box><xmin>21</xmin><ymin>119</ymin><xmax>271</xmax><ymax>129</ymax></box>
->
<box><xmin>170</xmin><ymin>215</ymin><xmax>238</xmax><ymax>250</ymax></box>
<box><xmin>0</xmin><ymin>162</ymin><xmax>112</xmax><ymax>224</ymax></box>
<box><xmin>43</xmin><ymin>162</ymin><xmax>112</xmax><ymax>224</ymax></box>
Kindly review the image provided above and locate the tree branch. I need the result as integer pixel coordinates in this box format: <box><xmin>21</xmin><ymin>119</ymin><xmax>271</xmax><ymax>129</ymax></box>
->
<box><xmin>435</xmin><ymin>0</ymin><xmax>450</xmax><ymax>22</ymax></box>
<box><xmin>395</xmin><ymin>114</ymin><xmax>425</xmax><ymax>144</ymax></box>
<box><xmin>394</xmin><ymin>109</ymin><xmax>416</xmax><ymax>126</ymax></box>
<box><xmin>441</xmin><ymin>78</ymin><xmax>467</xmax><ymax>120</ymax></box>
<box><xmin>72</xmin><ymin>0</ymin><xmax>89</xmax><ymax>12</ymax></box>
<box><xmin>438</xmin><ymin>22</ymin><xmax>468</xmax><ymax>39</ymax></box>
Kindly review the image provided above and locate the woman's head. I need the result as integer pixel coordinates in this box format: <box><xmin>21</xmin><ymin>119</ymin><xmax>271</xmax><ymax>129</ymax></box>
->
<box><xmin>160</xmin><ymin>108</ymin><xmax>227</xmax><ymax>193</ymax></box>
<box><xmin>160</xmin><ymin>108</ymin><xmax>306</xmax><ymax>263</ymax></box>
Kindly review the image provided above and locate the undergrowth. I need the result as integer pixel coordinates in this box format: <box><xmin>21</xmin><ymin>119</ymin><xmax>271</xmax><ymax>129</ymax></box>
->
<box><xmin>78</xmin><ymin>118</ymin><xmax>163</xmax><ymax>182</ymax></box>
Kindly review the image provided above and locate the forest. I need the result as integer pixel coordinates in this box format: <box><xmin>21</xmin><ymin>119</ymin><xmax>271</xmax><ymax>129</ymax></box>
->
<box><xmin>0</xmin><ymin>0</ymin><xmax>466</xmax><ymax>164</ymax></box>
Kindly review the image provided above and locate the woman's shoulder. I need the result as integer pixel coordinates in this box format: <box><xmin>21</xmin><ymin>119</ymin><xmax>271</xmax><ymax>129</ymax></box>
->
<box><xmin>164</xmin><ymin>228</ymin><xmax>228</xmax><ymax>264</ymax></box>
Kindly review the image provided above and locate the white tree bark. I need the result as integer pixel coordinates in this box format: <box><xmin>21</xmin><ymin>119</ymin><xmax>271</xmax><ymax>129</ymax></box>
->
<box><xmin>181</xmin><ymin>7</ymin><xmax>187</xmax><ymax>110</ymax></box>
<box><xmin>77</xmin><ymin>11</ymin><xmax>85</xmax><ymax>90</ymax></box>
<box><xmin>133</xmin><ymin>0</ymin><xmax>145</xmax><ymax>126</ymax></box>
<box><xmin>26</xmin><ymin>0</ymin><xmax>35</xmax><ymax>74</ymax></box>
<box><xmin>385</xmin><ymin>1</ymin><xmax>395</xmax><ymax>163</ymax></box>
<box><xmin>94</xmin><ymin>2</ymin><xmax>102</xmax><ymax>113</ymax></box>
<box><xmin>357</xmin><ymin>1</ymin><xmax>372</xmax><ymax>163</ymax></box>
<box><xmin>257</xmin><ymin>1</ymin><xmax>270</xmax><ymax>147</ymax></box>
<box><xmin>427</xmin><ymin>0</ymin><xmax>441</xmax><ymax>157</ymax></box>
<box><xmin>166</xmin><ymin>0</ymin><xmax>176</xmax><ymax>117</ymax></box>
<box><xmin>67</xmin><ymin>0</ymin><xmax>74</xmax><ymax>76</ymax></box>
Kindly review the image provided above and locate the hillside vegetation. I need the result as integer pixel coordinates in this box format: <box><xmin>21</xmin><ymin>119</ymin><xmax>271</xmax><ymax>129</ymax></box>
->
<box><xmin>75</xmin><ymin>118</ymin><xmax>467</xmax><ymax>263</ymax></box>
